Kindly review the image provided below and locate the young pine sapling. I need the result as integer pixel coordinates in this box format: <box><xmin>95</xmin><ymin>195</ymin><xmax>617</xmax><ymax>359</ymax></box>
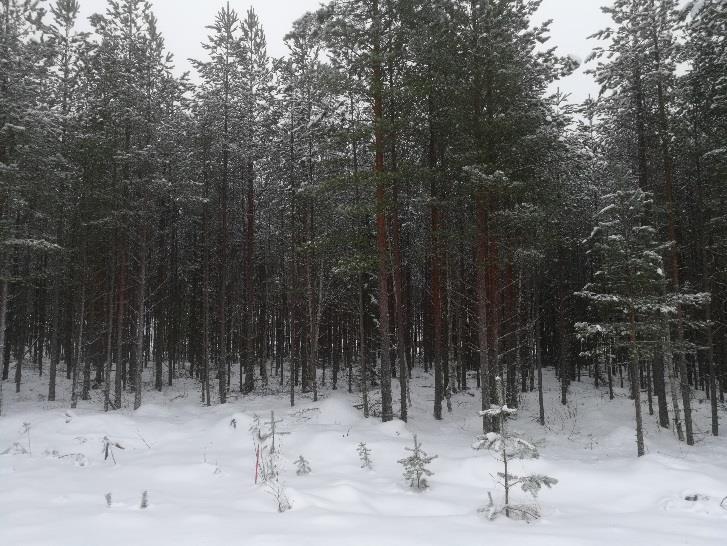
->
<box><xmin>398</xmin><ymin>434</ymin><xmax>437</xmax><ymax>490</ymax></box>
<box><xmin>295</xmin><ymin>455</ymin><xmax>311</xmax><ymax>476</ymax></box>
<box><xmin>357</xmin><ymin>442</ymin><xmax>373</xmax><ymax>470</ymax></box>
<box><xmin>476</xmin><ymin>377</ymin><xmax>557</xmax><ymax>521</ymax></box>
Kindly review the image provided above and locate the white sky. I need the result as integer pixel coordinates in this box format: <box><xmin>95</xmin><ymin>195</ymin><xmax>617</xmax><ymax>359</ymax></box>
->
<box><xmin>76</xmin><ymin>0</ymin><xmax>611</xmax><ymax>104</ymax></box>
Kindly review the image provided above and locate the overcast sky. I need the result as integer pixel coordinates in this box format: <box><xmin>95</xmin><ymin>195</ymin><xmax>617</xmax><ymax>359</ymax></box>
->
<box><xmin>76</xmin><ymin>0</ymin><xmax>611</xmax><ymax>104</ymax></box>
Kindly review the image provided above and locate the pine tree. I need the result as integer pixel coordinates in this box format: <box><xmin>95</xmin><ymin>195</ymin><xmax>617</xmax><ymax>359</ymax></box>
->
<box><xmin>192</xmin><ymin>3</ymin><xmax>246</xmax><ymax>404</ymax></box>
<box><xmin>576</xmin><ymin>182</ymin><xmax>694</xmax><ymax>456</ymax></box>
<box><xmin>589</xmin><ymin>0</ymin><xmax>698</xmax><ymax>445</ymax></box>
<box><xmin>239</xmin><ymin>7</ymin><xmax>273</xmax><ymax>394</ymax></box>
<box><xmin>44</xmin><ymin>0</ymin><xmax>88</xmax><ymax>404</ymax></box>
<box><xmin>680</xmin><ymin>0</ymin><xmax>727</xmax><ymax>436</ymax></box>
<box><xmin>318</xmin><ymin>0</ymin><xmax>398</xmax><ymax>422</ymax></box>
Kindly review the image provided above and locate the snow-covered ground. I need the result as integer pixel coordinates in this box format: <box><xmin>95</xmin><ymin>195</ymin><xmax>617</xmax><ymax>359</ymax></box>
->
<box><xmin>1</xmin><ymin>367</ymin><xmax>726</xmax><ymax>545</ymax></box>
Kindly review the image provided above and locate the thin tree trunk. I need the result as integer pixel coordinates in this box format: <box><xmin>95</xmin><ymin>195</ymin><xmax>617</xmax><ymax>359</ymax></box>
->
<box><xmin>390</xmin><ymin>186</ymin><xmax>408</xmax><ymax>422</ymax></box>
<box><xmin>662</xmin><ymin>316</ymin><xmax>684</xmax><ymax>441</ymax></box>
<box><xmin>372</xmin><ymin>0</ymin><xmax>392</xmax><ymax>423</ymax></box>
<box><xmin>653</xmin><ymin>342</ymin><xmax>670</xmax><ymax>428</ymax></box>
<box><xmin>70</xmin><ymin>280</ymin><xmax>85</xmax><ymax>410</ymax></box>
<box><xmin>104</xmin><ymin>263</ymin><xmax>115</xmax><ymax>412</ymax></box>
<box><xmin>115</xmin><ymin>244</ymin><xmax>126</xmax><ymax>409</ymax></box>
<box><xmin>706</xmin><ymin>294</ymin><xmax>718</xmax><ymax>436</ymax></box>
<box><xmin>630</xmin><ymin>308</ymin><xmax>645</xmax><ymax>457</ymax></box>
<box><xmin>432</xmin><ymin>190</ymin><xmax>444</xmax><ymax>421</ymax></box>
<box><xmin>243</xmin><ymin>161</ymin><xmax>256</xmax><ymax>394</ymax></box>
<box><xmin>202</xmin><ymin>235</ymin><xmax>211</xmax><ymax>407</ymax></box>
<box><xmin>0</xmin><ymin>278</ymin><xmax>7</xmax><ymax>415</ymax></box>
<box><xmin>536</xmin><ymin>316</ymin><xmax>545</xmax><ymax>427</ymax></box>
<box><xmin>134</xmin><ymin>232</ymin><xmax>147</xmax><ymax>411</ymax></box>
<box><xmin>476</xmin><ymin>193</ymin><xmax>491</xmax><ymax>432</ymax></box>
<box><xmin>48</xmin><ymin>281</ymin><xmax>61</xmax><ymax>403</ymax></box>
<box><xmin>359</xmin><ymin>273</ymin><xmax>369</xmax><ymax>418</ymax></box>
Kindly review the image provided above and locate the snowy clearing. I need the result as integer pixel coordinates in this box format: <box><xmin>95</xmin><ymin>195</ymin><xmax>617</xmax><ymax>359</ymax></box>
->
<box><xmin>1</xmin><ymin>370</ymin><xmax>726</xmax><ymax>546</ymax></box>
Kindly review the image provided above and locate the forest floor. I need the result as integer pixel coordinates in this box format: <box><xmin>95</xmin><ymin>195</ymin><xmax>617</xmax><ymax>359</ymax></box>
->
<box><xmin>1</xmin><ymin>365</ymin><xmax>726</xmax><ymax>545</ymax></box>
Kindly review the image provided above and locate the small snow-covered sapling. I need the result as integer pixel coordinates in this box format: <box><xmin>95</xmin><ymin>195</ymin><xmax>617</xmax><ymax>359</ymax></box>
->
<box><xmin>357</xmin><ymin>442</ymin><xmax>373</xmax><ymax>470</ymax></box>
<box><xmin>140</xmin><ymin>490</ymin><xmax>149</xmax><ymax>509</ymax></box>
<box><xmin>105</xmin><ymin>493</ymin><xmax>112</xmax><ymax>507</ymax></box>
<box><xmin>476</xmin><ymin>377</ymin><xmax>558</xmax><ymax>521</ymax></box>
<box><xmin>398</xmin><ymin>435</ymin><xmax>437</xmax><ymax>490</ymax></box>
<box><xmin>22</xmin><ymin>422</ymin><xmax>32</xmax><ymax>455</ymax></box>
<box><xmin>295</xmin><ymin>455</ymin><xmax>311</xmax><ymax>476</ymax></box>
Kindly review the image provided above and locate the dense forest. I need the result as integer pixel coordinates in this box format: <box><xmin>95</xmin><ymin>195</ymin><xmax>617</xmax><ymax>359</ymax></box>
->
<box><xmin>1</xmin><ymin>0</ymin><xmax>725</xmax><ymax>458</ymax></box>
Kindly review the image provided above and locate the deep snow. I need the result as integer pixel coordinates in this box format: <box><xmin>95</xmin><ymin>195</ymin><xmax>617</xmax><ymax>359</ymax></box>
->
<box><xmin>1</xmin><ymin>366</ymin><xmax>726</xmax><ymax>546</ymax></box>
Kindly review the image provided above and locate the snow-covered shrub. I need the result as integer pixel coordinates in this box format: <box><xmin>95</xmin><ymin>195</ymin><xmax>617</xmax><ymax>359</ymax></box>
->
<box><xmin>42</xmin><ymin>449</ymin><xmax>89</xmax><ymax>467</ymax></box>
<box><xmin>398</xmin><ymin>434</ymin><xmax>437</xmax><ymax>490</ymax></box>
<box><xmin>251</xmin><ymin>411</ymin><xmax>292</xmax><ymax>512</ymax></box>
<box><xmin>140</xmin><ymin>490</ymin><xmax>149</xmax><ymax>509</ymax></box>
<box><xmin>2</xmin><ymin>422</ymin><xmax>34</xmax><ymax>456</ymax></box>
<box><xmin>250</xmin><ymin>411</ymin><xmax>286</xmax><ymax>484</ymax></box>
<box><xmin>266</xmin><ymin>480</ymin><xmax>291</xmax><ymax>513</ymax></box>
<box><xmin>295</xmin><ymin>455</ymin><xmax>311</xmax><ymax>476</ymax></box>
<box><xmin>105</xmin><ymin>493</ymin><xmax>112</xmax><ymax>507</ymax></box>
<box><xmin>357</xmin><ymin>442</ymin><xmax>373</xmax><ymax>470</ymax></box>
<box><xmin>102</xmin><ymin>436</ymin><xmax>124</xmax><ymax>464</ymax></box>
<box><xmin>1</xmin><ymin>442</ymin><xmax>29</xmax><ymax>455</ymax></box>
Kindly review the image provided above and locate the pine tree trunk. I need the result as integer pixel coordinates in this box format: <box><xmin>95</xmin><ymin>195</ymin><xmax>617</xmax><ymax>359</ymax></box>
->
<box><xmin>662</xmin><ymin>316</ymin><xmax>684</xmax><ymax>441</ymax></box>
<box><xmin>104</xmin><ymin>264</ymin><xmax>115</xmax><ymax>412</ymax></box>
<box><xmin>154</xmin><ymin>315</ymin><xmax>163</xmax><ymax>392</ymax></box>
<box><xmin>476</xmin><ymin>193</ymin><xmax>492</xmax><ymax>432</ymax></box>
<box><xmin>431</xmin><ymin>190</ymin><xmax>444</xmax><ymax>421</ymax></box>
<box><xmin>653</xmin><ymin>343</ymin><xmax>670</xmax><ymax>428</ymax></box>
<box><xmin>70</xmin><ymin>281</ymin><xmax>85</xmax><ymax>410</ymax></box>
<box><xmin>536</xmin><ymin>316</ymin><xmax>545</xmax><ymax>426</ymax></box>
<box><xmin>243</xmin><ymin>161</ymin><xmax>256</xmax><ymax>394</ymax></box>
<box><xmin>372</xmin><ymin>0</ymin><xmax>392</xmax><ymax>423</ymax></box>
<box><xmin>630</xmin><ymin>308</ymin><xmax>645</xmax><ymax>457</ymax></box>
<box><xmin>14</xmin><ymin>299</ymin><xmax>24</xmax><ymax>394</ymax></box>
<box><xmin>114</xmin><ymin>245</ymin><xmax>126</xmax><ymax>409</ymax></box>
<box><xmin>48</xmin><ymin>282</ymin><xmax>60</xmax><ymax>402</ymax></box>
<box><xmin>390</xmin><ymin>186</ymin><xmax>408</xmax><ymax>422</ymax></box>
<box><xmin>559</xmin><ymin>304</ymin><xmax>569</xmax><ymax>406</ymax></box>
<box><xmin>134</xmin><ymin>233</ymin><xmax>147</xmax><ymax>411</ymax></box>
<box><xmin>0</xmin><ymin>278</ymin><xmax>7</xmax><ymax>415</ymax></box>
<box><xmin>202</xmin><ymin>229</ymin><xmax>211</xmax><ymax>407</ymax></box>
<box><xmin>359</xmin><ymin>273</ymin><xmax>369</xmax><ymax>418</ymax></box>
<box><xmin>706</xmin><ymin>295</ymin><xmax>718</xmax><ymax>436</ymax></box>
